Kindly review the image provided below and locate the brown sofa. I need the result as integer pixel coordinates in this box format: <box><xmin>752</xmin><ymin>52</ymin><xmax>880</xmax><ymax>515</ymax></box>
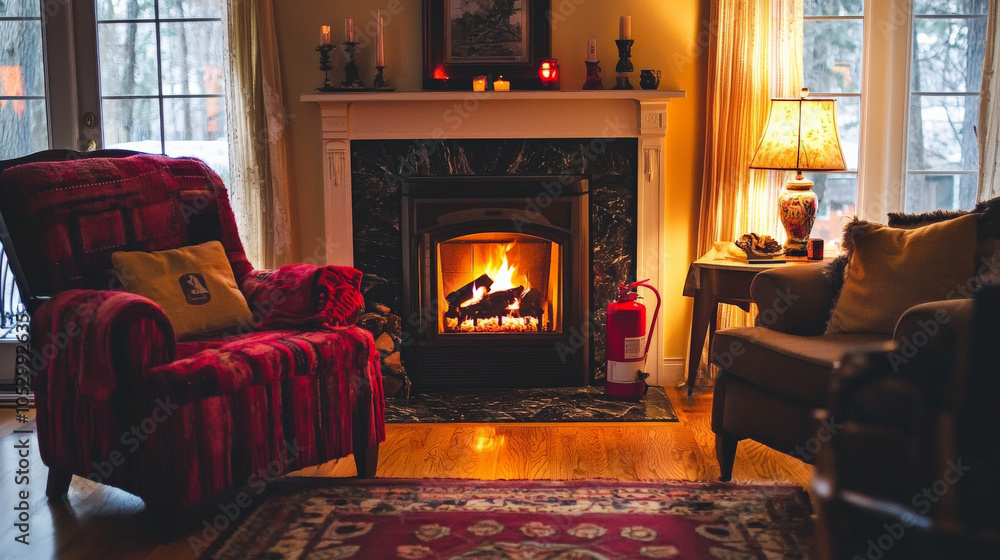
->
<box><xmin>710</xmin><ymin>201</ymin><xmax>999</xmax><ymax>481</ymax></box>
<box><xmin>813</xmin><ymin>284</ymin><xmax>1000</xmax><ymax>559</ymax></box>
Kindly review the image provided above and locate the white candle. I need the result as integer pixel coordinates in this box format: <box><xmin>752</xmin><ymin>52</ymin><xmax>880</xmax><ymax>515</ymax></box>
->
<box><xmin>376</xmin><ymin>9</ymin><xmax>385</xmax><ymax>66</ymax></box>
<box><xmin>345</xmin><ymin>17</ymin><xmax>355</xmax><ymax>42</ymax></box>
<box><xmin>321</xmin><ymin>25</ymin><xmax>331</xmax><ymax>45</ymax></box>
<box><xmin>619</xmin><ymin>16</ymin><xmax>631</xmax><ymax>40</ymax></box>
<box><xmin>587</xmin><ymin>38</ymin><xmax>597</xmax><ymax>62</ymax></box>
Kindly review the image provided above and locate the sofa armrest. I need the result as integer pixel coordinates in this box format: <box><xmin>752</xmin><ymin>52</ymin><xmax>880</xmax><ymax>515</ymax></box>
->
<box><xmin>750</xmin><ymin>261</ymin><xmax>836</xmax><ymax>335</ymax></box>
<box><xmin>239</xmin><ymin>264</ymin><xmax>365</xmax><ymax>329</ymax></box>
<box><xmin>31</xmin><ymin>290</ymin><xmax>176</xmax><ymax>403</ymax></box>
<box><xmin>890</xmin><ymin>298</ymin><xmax>973</xmax><ymax>396</ymax></box>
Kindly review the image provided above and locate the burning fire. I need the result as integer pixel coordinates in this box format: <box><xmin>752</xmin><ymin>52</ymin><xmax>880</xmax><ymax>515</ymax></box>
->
<box><xmin>463</xmin><ymin>243</ymin><xmax>529</xmax><ymax>307</ymax></box>
<box><xmin>445</xmin><ymin>242</ymin><xmax>544</xmax><ymax>333</ymax></box>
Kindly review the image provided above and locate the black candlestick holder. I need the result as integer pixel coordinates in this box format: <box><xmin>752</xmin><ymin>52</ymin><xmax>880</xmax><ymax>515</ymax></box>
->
<box><xmin>315</xmin><ymin>44</ymin><xmax>336</xmax><ymax>92</ymax></box>
<box><xmin>341</xmin><ymin>41</ymin><xmax>365</xmax><ymax>88</ymax></box>
<box><xmin>374</xmin><ymin>65</ymin><xmax>388</xmax><ymax>89</ymax></box>
<box><xmin>614</xmin><ymin>39</ymin><xmax>634</xmax><ymax>90</ymax></box>
<box><xmin>582</xmin><ymin>60</ymin><xmax>604</xmax><ymax>90</ymax></box>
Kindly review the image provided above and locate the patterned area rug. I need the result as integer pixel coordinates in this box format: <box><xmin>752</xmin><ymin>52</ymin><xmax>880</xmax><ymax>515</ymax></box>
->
<box><xmin>199</xmin><ymin>478</ymin><xmax>814</xmax><ymax>559</ymax></box>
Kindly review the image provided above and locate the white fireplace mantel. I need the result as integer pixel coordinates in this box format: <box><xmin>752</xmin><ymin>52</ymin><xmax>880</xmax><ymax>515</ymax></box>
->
<box><xmin>302</xmin><ymin>89</ymin><xmax>685</xmax><ymax>384</ymax></box>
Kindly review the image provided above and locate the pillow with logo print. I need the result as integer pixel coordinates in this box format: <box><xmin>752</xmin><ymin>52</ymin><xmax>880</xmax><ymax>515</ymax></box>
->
<box><xmin>111</xmin><ymin>240</ymin><xmax>254</xmax><ymax>339</ymax></box>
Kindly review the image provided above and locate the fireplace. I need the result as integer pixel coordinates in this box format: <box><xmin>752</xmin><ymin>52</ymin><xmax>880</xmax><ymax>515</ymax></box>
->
<box><xmin>402</xmin><ymin>176</ymin><xmax>589</xmax><ymax>389</ymax></box>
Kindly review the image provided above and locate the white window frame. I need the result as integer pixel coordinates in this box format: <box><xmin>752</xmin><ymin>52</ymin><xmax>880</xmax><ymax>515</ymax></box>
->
<box><xmin>857</xmin><ymin>0</ymin><xmax>987</xmax><ymax>219</ymax></box>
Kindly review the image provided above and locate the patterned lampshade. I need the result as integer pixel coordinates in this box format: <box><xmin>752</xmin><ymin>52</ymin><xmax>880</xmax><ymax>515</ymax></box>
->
<box><xmin>750</xmin><ymin>90</ymin><xmax>847</xmax><ymax>172</ymax></box>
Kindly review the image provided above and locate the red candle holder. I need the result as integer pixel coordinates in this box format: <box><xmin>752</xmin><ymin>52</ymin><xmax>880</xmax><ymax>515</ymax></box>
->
<box><xmin>539</xmin><ymin>58</ymin><xmax>560</xmax><ymax>90</ymax></box>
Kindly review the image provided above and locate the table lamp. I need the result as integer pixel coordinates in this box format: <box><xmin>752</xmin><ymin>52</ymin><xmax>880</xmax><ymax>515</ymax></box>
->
<box><xmin>750</xmin><ymin>88</ymin><xmax>846</xmax><ymax>256</ymax></box>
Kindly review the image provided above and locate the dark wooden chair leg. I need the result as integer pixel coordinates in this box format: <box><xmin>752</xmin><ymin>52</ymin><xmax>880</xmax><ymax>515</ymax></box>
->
<box><xmin>716</xmin><ymin>432</ymin><xmax>739</xmax><ymax>482</ymax></box>
<box><xmin>45</xmin><ymin>467</ymin><xmax>73</xmax><ymax>498</ymax></box>
<box><xmin>355</xmin><ymin>443</ymin><xmax>380</xmax><ymax>478</ymax></box>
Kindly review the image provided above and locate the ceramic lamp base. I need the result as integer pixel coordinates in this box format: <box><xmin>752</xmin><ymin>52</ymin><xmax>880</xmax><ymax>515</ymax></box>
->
<box><xmin>778</xmin><ymin>175</ymin><xmax>818</xmax><ymax>256</ymax></box>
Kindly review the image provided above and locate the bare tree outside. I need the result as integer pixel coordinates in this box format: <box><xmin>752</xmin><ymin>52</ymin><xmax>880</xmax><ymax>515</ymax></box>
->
<box><xmin>906</xmin><ymin>0</ymin><xmax>988</xmax><ymax>212</ymax></box>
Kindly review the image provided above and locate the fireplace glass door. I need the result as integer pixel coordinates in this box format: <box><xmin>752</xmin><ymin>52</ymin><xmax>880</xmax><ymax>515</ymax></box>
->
<box><xmin>402</xmin><ymin>175</ymin><xmax>589</xmax><ymax>389</ymax></box>
<box><xmin>438</xmin><ymin>233</ymin><xmax>561</xmax><ymax>334</ymax></box>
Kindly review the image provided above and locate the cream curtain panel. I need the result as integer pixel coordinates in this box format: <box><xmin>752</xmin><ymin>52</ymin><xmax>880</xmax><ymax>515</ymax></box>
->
<box><xmin>224</xmin><ymin>0</ymin><xmax>295</xmax><ymax>268</ymax></box>
<box><xmin>692</xmin><ymin>0</ymin><xmax>803</xmax><ymax>384</ymax></box>
<box><xmin>979</xmin><ymin>0</ymin><xmax>999</xmax><ymax>202</ymax></box>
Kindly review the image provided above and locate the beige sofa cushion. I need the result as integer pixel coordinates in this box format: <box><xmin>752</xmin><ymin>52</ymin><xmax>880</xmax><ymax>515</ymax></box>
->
<box><xmin>826</xmin><ymin>214</ymin><xmax>978</xmax><ymax>334</ymax></box>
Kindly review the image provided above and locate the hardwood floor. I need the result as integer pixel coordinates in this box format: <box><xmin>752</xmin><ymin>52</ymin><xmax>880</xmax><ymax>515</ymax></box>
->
<box><xmin>0</xmin><ymin>385</ymin><xmax>812</xmax><ymax>559</ymax></box>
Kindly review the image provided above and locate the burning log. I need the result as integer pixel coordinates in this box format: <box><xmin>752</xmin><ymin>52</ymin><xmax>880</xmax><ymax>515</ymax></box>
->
<box><xmin>519</xmin><ymin>288</ymin><xmax>544</xmax><ymax>319</ymax></box>
<box><xmin>459</xmin><ymin>286</ymin><xmax>524</xmax><ymax>320</ymax></box>
<box><xmin>446</xmin><ymin>273</ymin><xmax>494</xmax><ymax>307</ymax></box>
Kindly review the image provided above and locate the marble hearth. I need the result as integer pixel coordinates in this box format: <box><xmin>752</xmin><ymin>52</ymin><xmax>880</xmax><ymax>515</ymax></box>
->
<box><xmin>302</xmin><ymin>91</ymin><xmax>684</xmax><ymax>386</ymax></box>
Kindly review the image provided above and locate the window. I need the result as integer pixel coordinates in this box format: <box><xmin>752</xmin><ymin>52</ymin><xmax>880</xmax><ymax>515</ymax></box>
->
<box><xmin>802</xmin><ymin>0</ymin><xmax>864</xmax><ymax>246</ymax></box>
<box><xmin>800</xmin><ymin>0</ymin><xmax>990</xmax><ymax>245</ymax></box>
<box><xmin>905</xmin><ymin>0</ymin><xmax>988</xmax><ymax>212</ymax></box>
<box><xmin>95</xmin><ymin>0</ymin><xmax>229</xmax><ymax>182</ymax></box>
<box><xmin>0</xmin><ymin>0</ymin><xmax>48</xmax><ymax>159</ymax></box>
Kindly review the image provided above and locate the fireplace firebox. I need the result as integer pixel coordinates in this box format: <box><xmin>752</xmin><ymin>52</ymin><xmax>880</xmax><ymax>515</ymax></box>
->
<box><xmin>402</xmin><ymin>176</ymin><xmax>590</xmax><ymax>389</ymax></box>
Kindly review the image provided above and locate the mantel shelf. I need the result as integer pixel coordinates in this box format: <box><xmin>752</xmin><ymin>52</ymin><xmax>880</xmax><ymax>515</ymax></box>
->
<box><xmin>301</xmin><ymin>90</ymin><xmax>685</xmax><ymax>104</ymax></box>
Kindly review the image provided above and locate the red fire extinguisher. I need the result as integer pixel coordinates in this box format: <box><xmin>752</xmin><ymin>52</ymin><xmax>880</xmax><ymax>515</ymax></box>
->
<box><xmin>605</xmin><ymin>279</ymin><xmax>661</xmax><ymax>400</ymax></box>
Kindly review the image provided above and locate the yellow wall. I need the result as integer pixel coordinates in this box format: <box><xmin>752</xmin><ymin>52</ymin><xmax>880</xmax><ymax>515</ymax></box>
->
<box><xmin>274</xmin><ymin>0</ymin><xmax>709</xmax><ymax>381</ymax></box>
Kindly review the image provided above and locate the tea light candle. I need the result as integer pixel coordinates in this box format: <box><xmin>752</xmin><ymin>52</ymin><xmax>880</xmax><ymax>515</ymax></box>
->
<box><xmin>587</xmin><ymin>38</ymin><xmax>597</xmax><ymax>62</ymax></box>
<box><xmin>493</xmin><ymin>76</ymin><xmax>510</xmax><ymax>91</ymax></box>
<box><xmin>321</xmin><ymin>25</ymin><xmax>331</xmax><ymax>45</ymax></box>
<box><xmin>345</xmin><ymin>17</ymin><xmax>355</xmax><ymax>42</ymax></box>
<box><xmin>472</xmin><ymin>76</ymin><xmax>487</xmax><ymax>92</ymax></box>
<box><xmin>619</xmin><ymin>16</ymin><xmax>631</xmax><ymax>40</ymax></box>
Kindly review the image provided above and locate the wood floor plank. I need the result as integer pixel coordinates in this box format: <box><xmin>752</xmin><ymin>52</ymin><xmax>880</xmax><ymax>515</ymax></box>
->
<box><xmin>494</xmin><ymin>425</ymin><xmax>549</xmax><ymax>480</ymax></box>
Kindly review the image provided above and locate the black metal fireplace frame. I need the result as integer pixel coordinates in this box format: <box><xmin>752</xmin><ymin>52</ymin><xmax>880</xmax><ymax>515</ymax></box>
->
<box><xmin>401</xmin><ymin>175</ymin><xmax>590</xmax><ymax>389</ymax></box>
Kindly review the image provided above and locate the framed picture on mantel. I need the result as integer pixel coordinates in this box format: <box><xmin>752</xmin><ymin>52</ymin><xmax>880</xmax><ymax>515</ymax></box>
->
<box><xmin>423</xmin><ymin>0</ymin><xmax>551</xmax><ymax>90</ymax></box>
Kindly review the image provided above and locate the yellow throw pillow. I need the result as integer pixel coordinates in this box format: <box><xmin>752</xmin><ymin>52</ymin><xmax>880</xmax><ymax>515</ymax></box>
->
<box><xmin>826</xmin><ymin>214</ymin><xmax>978</xmax><ymax>334</ymax></box>
<box><xmin>112</xmin><ymin>241</ymin><xmax>254</xmax><ymax>339</ymax></box>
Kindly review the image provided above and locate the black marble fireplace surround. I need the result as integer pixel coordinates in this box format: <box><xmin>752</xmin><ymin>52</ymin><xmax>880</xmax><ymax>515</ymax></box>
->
<box><xmin>351</xmin><ymin>138</ymin><xmax>639</xmax><ymax>386</ymax></box>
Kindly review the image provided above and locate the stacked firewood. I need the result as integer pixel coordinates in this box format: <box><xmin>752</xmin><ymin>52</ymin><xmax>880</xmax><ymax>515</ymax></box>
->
<box><xmin>358</xmin><ymin>301</ymin><xmax>411</xmax><ymax>399</ymax></box>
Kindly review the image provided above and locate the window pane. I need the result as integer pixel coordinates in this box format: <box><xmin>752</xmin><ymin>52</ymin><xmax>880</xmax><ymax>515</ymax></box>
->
<box><xmin>806</xmin><ymin>173</ymin><xmax>857</xmax><ymax>251</ymax></box>
<box><xmin>804</xmin><ymin>0</ymin><xmax>864</xmax><ymax>16</ymax></box>
<box><xmin>912</xmin><ymin>17</ymin><xmax>988</xmax><ymax>92</ymax></box>
<box><xmin>163</xmin><ymin>97</ymin><xmax>229</xmax><ymax>183</ymax></box>
<box><xmin>160</xmin><ymin>21</ymin><xmax>224</xmax><ymax>95</ymax></box>
<box><xmin>905</xmin><ymin>174</ymin><xmax>977</xmax><ymax>212</ymax></box>
<box><xmin>0</xmin><ymin>99</ymin><xmax>47</xmax><ymax>159</ymax></box>
<box><xmin>102</xmin><ymin>97</ymin><xmax>161</xmax><ymax>148</ymax></box>
<box><xmin>160</xmin><ymin>0</ymin><xmax>224</xmax><ymax>19</ymax></box>
<box><xmin>803</xmin><ymin>20</ymin><xmax>863</xmax><ymax>94</ymax></box>
<box><xmin>0</xmin><ymin>0</ymin><xmax>41</xmax><ymax>17</ymax></box>
<box><xmin>906</xmin><ymin>94</ymin><xmax>980</xmax><ymax>171</ymax></box>
<box><xmin>831</xmin><ymin>96</ymin><xmax>860</xmax><ymax>170</ymax></box>
<box><xmin>98</xmin><ymin>22</ymin><xmax>160</xmax><ymax>96</ymax></box>
<box><xmin>1</xmin><ymin>20</ymin><xmax>45</xmax><ymax>96</ymax></box>
<box><xmin>914</xmin><ymin>0</ymin><xmax>989</xmax><ymax>15</ymax></box>
<box><xmin>97</xmin><ymin>0</ymin><xmax>154</xmax><ymax>21</ymax></box>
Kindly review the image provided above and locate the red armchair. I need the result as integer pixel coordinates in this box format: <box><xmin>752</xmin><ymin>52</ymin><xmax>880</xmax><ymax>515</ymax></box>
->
<box><xmin>0</xmin><ymin>150</ymin><xmax>385</xmax><ymax>511</ymax></box>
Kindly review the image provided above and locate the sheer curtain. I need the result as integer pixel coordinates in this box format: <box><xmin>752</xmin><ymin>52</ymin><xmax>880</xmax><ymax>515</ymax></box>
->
<box><xmin>979</xmin><ymin>0</ymin><xmax>999</xmax><ymax>202</ymax></box>
<box><xmin>692</xmin><ymin>0</ymin><xmax>803</xmax><ymax>385</ymax></box>
<box><xmin>223</xmin><ymin>0</ymin><xmax>295</xmax><ymax>268</ymax></box>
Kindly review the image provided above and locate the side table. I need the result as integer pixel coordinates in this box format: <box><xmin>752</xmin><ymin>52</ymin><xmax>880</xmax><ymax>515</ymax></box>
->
<box><xmin>682</xmin><ymin>254</ymin><xmax>826</xmax><ymax>396</ymax></box>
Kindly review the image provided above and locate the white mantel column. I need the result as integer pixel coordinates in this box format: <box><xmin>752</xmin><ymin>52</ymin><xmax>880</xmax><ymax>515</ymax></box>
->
<box><xmin>318</xmin><ymin>101</ymin><xmax>354</xmax><ymax>265</ymax></box>
<box><xmin>636</xmin><ymin>100</ymin><xmax>668</xmax><ymax>386</ymax></box>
